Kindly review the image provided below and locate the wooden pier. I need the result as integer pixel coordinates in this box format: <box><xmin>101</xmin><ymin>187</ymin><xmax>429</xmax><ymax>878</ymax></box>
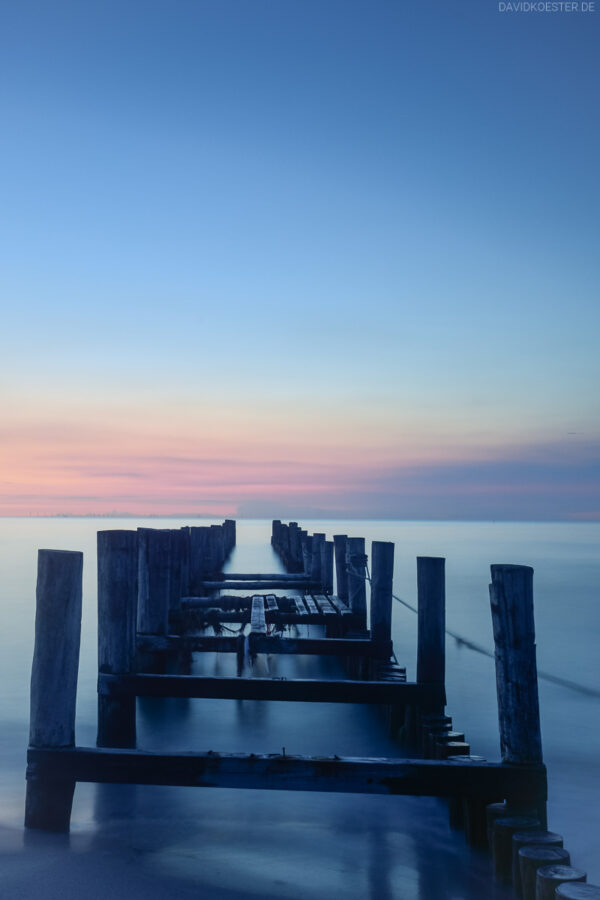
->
<box><xmin>25</xmin><ymin>517</ymin><xmax>597</xmax><ymax>899</ymax></box>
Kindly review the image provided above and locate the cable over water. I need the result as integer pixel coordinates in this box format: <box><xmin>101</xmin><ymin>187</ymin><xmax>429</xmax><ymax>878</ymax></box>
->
<box><xmin>345</xmin><ymin>564</ymin><xmax>600</xmax><ymax>700</ymax></box>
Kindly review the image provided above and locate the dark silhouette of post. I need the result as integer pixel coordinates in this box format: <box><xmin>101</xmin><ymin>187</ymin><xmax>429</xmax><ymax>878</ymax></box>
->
<box><xmin>333</xmin><ymin>535</ymin><xmax>348</xmax><ymax>602</ymax></box>
<box><xmin>25</xmin><ymin>549</ymin><xmax>83</xmax><ymax>831</ymax></box>
<box><xmin>370</xmin><ymin>541</ymin><xmax>394</xmax><ymax>644</ymax></box>
<box><xmin>417</xmin><ymin>557</ymin><xmax>446</xmax><ymax>714</ymax></box>
<box><xmin>97</xmin><ymin>530</ymin><xmax>137</xmax><ymax>748</ymax></box>
<box><xmin>347</xmin><ymin>537</ymin><xmax>367</xmax><ymax>631</ymax></box>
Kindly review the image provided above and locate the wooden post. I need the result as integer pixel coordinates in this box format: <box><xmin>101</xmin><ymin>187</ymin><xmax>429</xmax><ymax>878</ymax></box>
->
<box><xmin>168</xmin><ymin>529</ymin><xmax>187</xmax><ymax>615</ymax></box>
<box><xmin>179</xmin><ymin>526</ymin><xmax>190</xmax><ymax>598</ymax></box>
<box><xmin>311</xmin><ymin>533</ymin><xmax>325</xmax><ymax>585</ymax></box>
<box><xmin>25</xmin><ymin>549</ymin><xmax>83</xmax><ymax>831</ymax></box>
<box><xmin>321</xmin><ymin>540</ymin><xmax>334</xmax><ymax>594</ymax></box>
<box><xmin>370</xmin><ymin>541</ymin><xmax>394</xmax><ymax>644</ymax></box>
<box><xmin>416</xmin><ymin>557</ymin><xmax>446</xmax><ymax>714</ymax></box>
<box><xmin>301</xmin><ymin>534</ymin><xmax>312</xmax><ymax>574</ymax></box>
<box><xmin>271</xmin><ymin>520</ymin><xmax>281</xmax><ymax>550</ymax></box>
<box><xmin>519</xmin><ymin>849</ymin><xmax>573</xmax><ymax>900</ymax></box>
<box><xmin>346</xmin><ymin>537</ymin><xmax>367</xmax><ymax>631</ymax></box>
<box><xmin>137</xmin><ymin>528</ymin><xmax>170</xmax><ymax>636</ymax></box>
<box><xmin>223</xmin><ymin>519</ymin><xmax>236</xmax><ymax>556</ymax></box>
<box><xmin>189</xmin><ymin>525</ymin><xmax>210</xmax><ymax>592</ymax></box>
<box><xmin>333</xmin><ymin>535</ymin><xmax>348</xmax><ymax>602</ymax></box>
<box><xmin>97</xmin><ymin>530</ymin><xmax>137</xmax><ymax>748</ymax></box>
<box><xmin>209</xmin><ymin>524</ymin><xmax>225</xmax><ymax>572</ymax></box>
<box><xmin>489</xmin><ymin>565</ymin><xmax>543</xmax><ymax>767</ymax></box>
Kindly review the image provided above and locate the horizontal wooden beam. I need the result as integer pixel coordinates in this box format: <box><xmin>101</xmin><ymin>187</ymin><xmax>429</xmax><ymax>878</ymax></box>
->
<box><xmin>27</xmin><ymin>747</ymin><xmax>547</xmax><ymax>803</ymax></box>
<box><xmin>137</xmin><ymin>634</ymin><xmax>393</xmax><ymax>658</ymax></box>
<box><xmin>208</xmin><ymin>573</ymin><xmax>310</xmax><ymax>582</ymax></box>
<box><xmin>98</xmin><ymin>673</ymin><xmax>442</xmax><ymax>706</ymax></box>
<box><xmin>199</xmin><ymin>581</ymin><xmax>315</xmax><ymax>591</ymax></box>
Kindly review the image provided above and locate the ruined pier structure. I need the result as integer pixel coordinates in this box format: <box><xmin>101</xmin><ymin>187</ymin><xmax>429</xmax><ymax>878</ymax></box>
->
<box><xmin>25</xmin><ymin>518</ymin><xmax>595</xmax><ymax>899</ymax></box>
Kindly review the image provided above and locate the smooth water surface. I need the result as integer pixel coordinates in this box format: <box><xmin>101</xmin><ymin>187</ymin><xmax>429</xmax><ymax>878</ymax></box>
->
<box><xmin>0</xmin><ymin>518</ymin><xmax>598</xmax><ymax>898</ymax></box>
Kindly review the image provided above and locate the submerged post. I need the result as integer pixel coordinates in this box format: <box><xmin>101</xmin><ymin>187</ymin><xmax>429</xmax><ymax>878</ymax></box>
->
<box><xmin>25</xmin><ymin>549</ymin><xmax>83</xmax><ymax>831</ymax></box>
<box><xmin>97</xmin><ymin>530</ymin><xmax>137</xmax><ymax>748</ymax></box>
<box><xmin>370</xmin><ymin>541</ymin><xmax>394</xmax><ymax>644</ymax></box>
<box><xmin>416</xmin><ymin>557</ymin><xmax>446</xmax><ymax>714</ymax></box>
<box><xmin>489</xmin><ymin>565</ymin><xmax>543</xmax><ymax>767</ymax></box>
<box><xmin>333</xmin><ymin>534</ymin><xmax>348</xmax><ymax>602</ymax></box>
<box><xmin>347</xmin><ymin>537</ymin><xmax>367</xmax><ymax>631</ymax></box>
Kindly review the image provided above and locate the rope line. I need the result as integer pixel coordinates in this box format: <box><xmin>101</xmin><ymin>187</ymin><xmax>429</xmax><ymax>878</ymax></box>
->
<box><xmin>344</xmin><ymin>564</ymin><xmax>600</xmax><ymax>699</ymax></box>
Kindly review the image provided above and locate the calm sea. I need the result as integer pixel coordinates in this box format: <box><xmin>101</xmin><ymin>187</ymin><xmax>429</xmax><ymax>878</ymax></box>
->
<box><xmin>1</xmin><ymin>518</ymin><xmax>598</xmax><ymax>899</ymax></box>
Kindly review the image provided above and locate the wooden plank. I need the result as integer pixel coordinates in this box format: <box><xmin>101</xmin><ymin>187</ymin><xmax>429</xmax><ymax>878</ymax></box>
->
<box><xmin>294</xmin><ymin>597</ymin><xmax>308</xmax><ymax>615</ymax></box>
<box><xmin>328</xmin><ymin>596</ymin><xmax>353</xmax><ymax>616</ymax></box>
<box><xmin>303</xmin><ymin>595</ymin><xmax>319</xmax><ymax>615</ymax></box>
<box><xmin>265</xmin><ymin>594</ymin><xmax>278</xmax><ymax>611</ymax></box>
<box><xmin>312</xmin><ymin>594</ymin><xmax>336</xmax><ymax>615</ymax></box>
<box><xmin>27</xmin><ymin>747</ymin><xmax>548</xmax><ymax>804</ymax></box>
<box><xmin>98</xmin><ymin>673</ymin><xmax>443</xmax><ymax>706</ymax></box>
<box><xmin>250</xmin><ymin>596</ymin><xmax>267</xmax><ymax>634</ymax></box>
<box><xmin>138</xmin><ymin>634</ymin><xmax>394</xmax><ymax>658</ymax></box>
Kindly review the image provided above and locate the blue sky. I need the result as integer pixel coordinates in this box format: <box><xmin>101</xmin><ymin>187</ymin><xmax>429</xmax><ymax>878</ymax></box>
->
<box><xmin>1</xmin><ymin>1</ymin><xmax>599</xmax><ymax>518</ymax></box>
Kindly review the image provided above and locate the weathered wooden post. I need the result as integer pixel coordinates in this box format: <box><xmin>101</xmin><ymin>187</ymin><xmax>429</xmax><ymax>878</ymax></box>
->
<box><xmin>179</xmin><ymin>526</ymin><xmax>190</xmax><ymax>598</ymax></box>
<box><xmin>137</xmin><ymin>528</ymin><xmax>170</xmax><ymax>671</ymax></box>
<box><xmin>223</xmin><ymin>519</ymin><xmax>236</xmax><ymax>556</ymax></box>
<box><xmin>25</xmin><ymin>549</ymin><xmax>83</xmax><ymax>831</ymax></box>
<box><xmin>301</xmin><ymin>534</ymin><xmax>312</xmax><ymax>574</ymax></box>
<box><xmin>489</xmin><ymin>564</ymin><xmax>546</xmax><ymax>823</ymax></box>
<box><xmin>97</xmin><ymin>530</ymin><xmax>137</xmax><ymax>748</ymax></box>
<box><xmin>370</xmin><ymin>541</ymin><xmax>394</xmax><ymax>644</ymax></box>
<box><xmin>416</xmin><ymin>557</ymin><xmax>446</xmax><ymax>715</ymax></box>
<box><xmin>333</xmin><ymin>534</ymin><xmax>348</xmax><ymax>602</ymax></box>
<box><xmin>321</xmin><ymin>540</ymin><xmax>334</xmax><ymax>594</ymax></box>
<box><xmin>346</xmin><ymin>537</ymin><xmax>367</xmax><ymax>631</ymax></box>
<box><xmin>209</xmin><ymin>524</ymin><xmax>225</xmax><ymax>572</ymax></box>
<box><xmin>189</xmin><ymin>525</ymin><xmax>210</xmax><ymax>593</ymax></box>
<box><xmin>271</xmin><ymin>520</ymin><xmax>281</xmax><ymax>550</ymax></box>
<box><xmin>168</xmin><ymin>528</ymin><xmax>187</xmax><ymax>616</ymax></box>
<box><xmin>289</xmin><ymin>522</ymin><xmax>302</xmax><ymax>572</ymax></box>
<box><xmin>311</xmin><ymin>533</ymin><xmax>325</xmax><ymax>585</ymax></box>
<box><xmin>489</xmin><ymin>565</ymin><xmax>542</xmax><ymax>764</ymax></box>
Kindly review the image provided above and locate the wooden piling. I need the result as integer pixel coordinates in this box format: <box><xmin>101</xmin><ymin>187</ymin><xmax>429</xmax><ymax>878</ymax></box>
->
<box><xmin>333</xmin><ymin>535</ymin><xmax>348</xmax><ymax>602</ymax></box>
<box><xmin>209</xmin><ymin>524</ymin><xmax>225</xmax><ymax>572</ymax></box>
<box><xmin>321</xmin><ymin>540</ymin><xmax>334</xmax><ymax>594</ymax></box>
<box><xmin>492</xmin><ymin>816</ymin><xmax>542</xmax><ymax>881</ymax></box>
<box><xmin>370</xmin><ymin>541</ymin><xmax>394</xmax><ymax>645</ymax></box>
<box><xmin>189</xmin><ymin>526</ymin><xmax>210</xmax><ymax>592</ymax></box>
<box><xmin>512</xmin><ymin>830</ymin><xmax>564</xmax><ymax>897</ymax></box>
<box><xmin>167</xmin><ymin>529</ymin><xmax>187</xmax><ymax>615</ymax></box>
<box><xmin>97</xmin><ymin>530</ymin><xmax>137</xmax><ymax>749</ymax></box>
<box><xmin>489</xmin><ymin>565</ymin><xmax>542</xmax><ymax>766</ymax></box>
<box><xmin>25</xmin><ymin>549</ymin><xmax>83</xmax><ymax>831</ymax></box>
<box><xmin>519</xmin><ymin>848</ymin><xmax>572</xmax><ymax>900</ymax></box>
<box><xmin>311</xmin><ymin>533</ymin><xmax>325</xmax><ymax>585</ymax></box>
<box><xmin>137</xmin><ymin>528</ymin><xmax>170</xmax><ymax>637</ymax></box>
<box><xmin>556</xmin><ymin>886</ymin><xmax>600</xmax><ymax>899</ymax></box>
<box><xmin>301</xmin><ymin>534</ymin><xmax>312</xmax><ymax>575</ymax></box>
<box><xmin>346</xmin><ymin>537</ymin><xmax>367</xmax><ymax>631</ymax></box>
<box><xmin>536</xmin><ymin>866</ymin><xmax>586</xmax><ymax>900</ymax></box>
<box><xmin>416</xmin><ymin>557</ymin><xmax>446</xmax><ymax>714</ymax></box>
